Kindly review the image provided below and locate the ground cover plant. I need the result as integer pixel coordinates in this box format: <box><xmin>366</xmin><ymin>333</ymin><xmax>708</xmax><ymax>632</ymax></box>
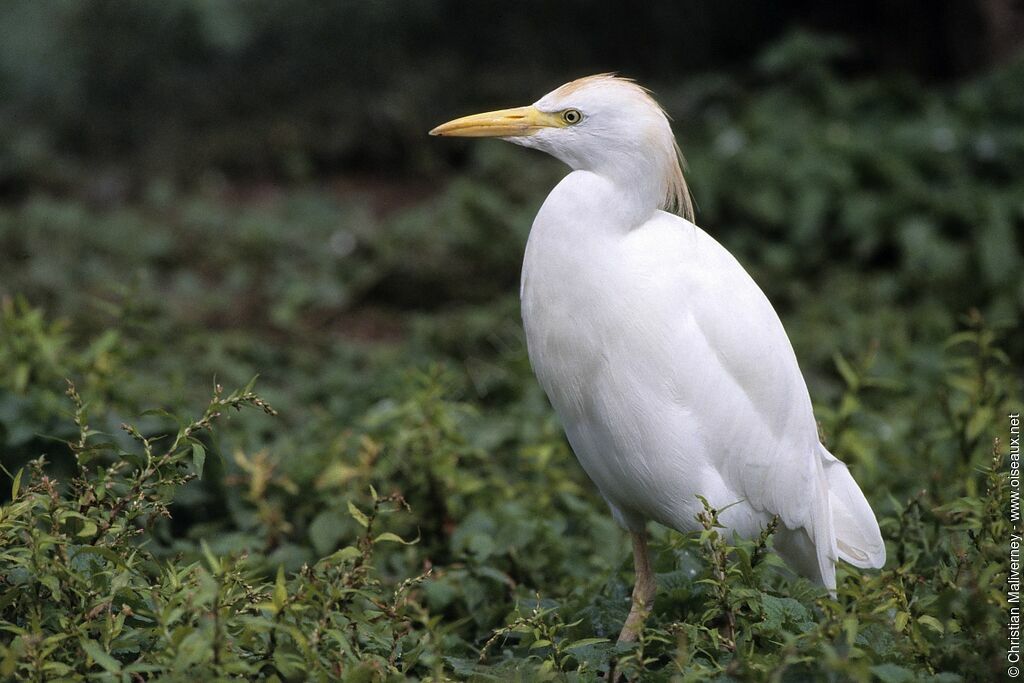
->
<box><xmin>0</xmin><ymin>34</ymin><xmax>1021</xmax><ymax>681</ymax></box>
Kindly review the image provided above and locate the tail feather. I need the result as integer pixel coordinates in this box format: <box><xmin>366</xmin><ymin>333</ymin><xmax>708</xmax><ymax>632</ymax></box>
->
<box><xmin>811</xmin><ymin>468</ymin><xmax>838</xmax><ymax>591</ymax></box>
<box><xmin>820</xmin><ymin>446</ymin><xmax>886</xmax><ymax>569</ymax></box>
<box><xmin>774</xmin><ymin>445</ymin><xmax>884</xmax><ymax>594</ymax></box>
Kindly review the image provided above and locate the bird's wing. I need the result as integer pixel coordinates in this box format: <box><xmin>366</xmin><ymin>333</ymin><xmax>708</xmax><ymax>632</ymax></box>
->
<box><xmin>629</xmin><ymin>211</ymin><xmax>838</xmax><ymax>576</ymax></box>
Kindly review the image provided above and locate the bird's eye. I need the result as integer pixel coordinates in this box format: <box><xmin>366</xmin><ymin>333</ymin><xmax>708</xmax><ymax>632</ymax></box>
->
<box><xmin>562</xmin><ymin>109</ymin><xmax>582</xmax><ymax>125</ymax></box>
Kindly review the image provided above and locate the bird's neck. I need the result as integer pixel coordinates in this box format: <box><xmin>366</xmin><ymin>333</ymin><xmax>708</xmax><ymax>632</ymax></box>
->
<box><xmin>537</xmin><ymin>171</ymin><xmax>655</xmax><ymax>237</ymax></box>
<box><xmin>600</xmin><ymin>166</ymin><xmax>667</xmax><ymax>226</ymax></box>
<box><xmin>580</xmin><ymin>139</ymin><xmax>683</xmax><ymax>227</ymax></box>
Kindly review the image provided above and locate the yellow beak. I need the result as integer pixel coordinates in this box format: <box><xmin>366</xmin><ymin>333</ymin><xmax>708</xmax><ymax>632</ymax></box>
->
<box><xmin>429</xmin><ymin>106</ymin><xmax>562</xmax><ymax>137</ymax></box>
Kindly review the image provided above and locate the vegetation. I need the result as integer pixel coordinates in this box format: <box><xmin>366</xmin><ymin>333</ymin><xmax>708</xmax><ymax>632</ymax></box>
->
<box><xmin>0</xmin><ymin>33</ymin><xmax>1021</xmax><ymax>681</ymax></box>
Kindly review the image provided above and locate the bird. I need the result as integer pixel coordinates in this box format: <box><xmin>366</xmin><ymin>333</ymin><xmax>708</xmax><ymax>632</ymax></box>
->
<box><xmin>430</xmin><ymin>74</ymin><xmax>885</xmax><ymax>643</ymax></box>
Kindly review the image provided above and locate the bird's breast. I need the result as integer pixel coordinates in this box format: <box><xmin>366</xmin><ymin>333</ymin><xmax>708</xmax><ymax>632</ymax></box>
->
<box><xmin>521</xmin><ymin>228</ymin><xmax>715</xmax><ymax>533</ymax></box>
<box><xmin>521</xmin><ymin>213</ymin><xmax>626</xmax><ymax>418</ymax></box>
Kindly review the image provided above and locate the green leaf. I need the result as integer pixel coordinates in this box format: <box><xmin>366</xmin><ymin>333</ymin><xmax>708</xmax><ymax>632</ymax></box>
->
<box><xmin>833</xmin><ymin>352</ymin><xmax>859</xmax><ymax>388</ymax></box>
<box><xmin>917</xmin><ymin>615</ymin><xmax>944</xmax><ymax>634</ymax></box>
<box><xmin>241</xmin><ymin>375</ymin><xmax>260</xmax><ymax>395</ymax></box>
<box><xmin>759</xmin><ymin>594</ymin><xmax>813</xmax><ymax>632</ymax></box>
<box><xmin>200</xmin><ymin>539</ymin><xmax>220</xmax><ymax>574</ymax></box>
<box><xmin>374</xmin><ymin>531</ymin><xmax>412</xmax><ymax>545</ymax></box>
<box><xmin>342</xmin><ymin>661</ymin><xmax>379</xmax><ymax>683</ymax></box>
<box><xmin>566</xmin><ymin>638</ymin><xmax>609</xmax><ymax>650</ymax></box>
<box><xmin>191</xmin><ymin>442</ymin><xmax>206</xmax><ymax>479</ymax></box>
<box><xmin>348</xmin><ymin>500</ymin><xmax>369</xmax><ymax>528</ymax></box>
<box><xmin>76</xmin><ymin>520</ymin><xmax>98</xmax><ymax>538</ymax></box>
<box><xmin>173</xmin><ymin>629</ymin><xmax>209</xmax><ymax>669</ymax></box>
<box><xmin>10</xmin><ymin>468</ymin><xmax>22</xmax><ymax>500</ymax></box>
<box><xmin>43</xmin><ymin>661</ymin><xmax>74</xmax><ymax>676</ymax></box>
<box><xmin>273</xmin><ymin>565</ymin><xmax>287</xmax><ymax>612</ymax></box>
<box><xmin>40</xmin><ymin>575</ymin><xmax>60</xmax><ymax>600</ymax></box>
<box><xmin>73</xmin><ymin>546</ymin><xmax>124</xmax><ymax>565</ymax></box>
<box><xmin>894</xmin><ymin>611</ymin><xmax>910</xmax><ymax>632</ymax></box>
<box><xmin>943</xmin><ymin>331</ymin><xmax>977</xmax><ymax>348</ymax></box>
<box><xmin>870</xmin><ymin>663</ymin><xmax>916</xmax><ymax>683</ymax></box>
<box><xmin>319</xmin><ymin>546</ymin><xmax>362</xmax><ymax>566</ymax></box>
<box><xmin>965</xmin><ymin>407</ymin><xmax>993</xmax><ymax>442</ymax></box>
<box><xmin>81</xmin><ymin>639</ymin><xmax>122</xmax><ymax>673</ymax></box>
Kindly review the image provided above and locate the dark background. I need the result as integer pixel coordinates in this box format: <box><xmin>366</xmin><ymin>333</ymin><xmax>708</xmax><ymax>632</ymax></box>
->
<box><xmin>2</xmin><ymin>0</ymin><xmax>1022</xmax><ymax>198</ymax></box>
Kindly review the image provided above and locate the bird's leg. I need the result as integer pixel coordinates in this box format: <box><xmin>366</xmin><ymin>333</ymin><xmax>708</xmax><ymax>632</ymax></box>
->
<box><xmin>618</xmin><ymin>530</ymin><xmax>656</xmax><ymax>643</ymax></box>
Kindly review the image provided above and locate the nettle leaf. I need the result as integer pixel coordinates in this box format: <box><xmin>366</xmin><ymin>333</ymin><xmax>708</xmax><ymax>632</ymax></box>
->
<box><xmin>39</xmin><ymin>575</ymin><xmax>61</xmax><ymax>600</ymax></box>
<box><xmin>870</xmin><ymin>663</ymin><xmax>916</xmax><ymax>683</ymax></box>
<box><xmin>81</xmin><ymin>639</ymin><xmax>122</xmax><ymax>673</ymax></box>
<box><xmin>76</xmin><ymin>519</ymin><xmax>98</xmax><ymax>538</ymax></box>
<box><xmin>565</xmin><ymin>637</ymin><xmax>609</xmax><ymax>650</ymax></box>
<box><xmin>916</xmin><ymin>615</ymin><xmax>944</xmax><ymax>635</ymax></box>
<box><xmin>772</xmin><ymin>595</ymin><xmax>813</xmax><ymax>631</ymax></box>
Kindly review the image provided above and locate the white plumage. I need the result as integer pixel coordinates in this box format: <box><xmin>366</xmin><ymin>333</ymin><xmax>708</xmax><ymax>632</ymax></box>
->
<box><xmin>432</xmin><ymin>74</ymin><xmax>884</xmax><ymax>641</ymax></box>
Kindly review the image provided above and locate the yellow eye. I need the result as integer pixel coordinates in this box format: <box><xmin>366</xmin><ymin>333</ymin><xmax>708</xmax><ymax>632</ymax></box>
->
<box><xmin>562</xmin><ymin>109</ymin><xmax>582</xmax><ymax>125</ymax></box>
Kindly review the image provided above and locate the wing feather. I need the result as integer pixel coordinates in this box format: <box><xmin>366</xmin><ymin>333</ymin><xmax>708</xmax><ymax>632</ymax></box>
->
<box><xmin>636</xmin><ymin>212</ymin><xmax>839</xmax><ymax>580</ymax></box>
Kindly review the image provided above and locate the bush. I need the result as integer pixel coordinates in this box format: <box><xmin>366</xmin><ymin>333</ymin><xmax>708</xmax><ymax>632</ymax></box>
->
<box><xmin>0</xmin><ymin>298</ymin><xmax>1018</xmax><ymax>680</ymax></box>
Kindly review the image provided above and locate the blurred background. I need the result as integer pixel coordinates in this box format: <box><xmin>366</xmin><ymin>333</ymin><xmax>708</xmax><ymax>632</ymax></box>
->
<box><xmin>3</xmin><ymin>1</ymin><xmax>1024</xmax><ymax>194</ymax></box>
<box><xmin>0</xmin><ymin>1</ymin><xmax>1022</xmax><ymax>677</ymax></box>
<box><xmin>1</xmin><ymin>1</ymin><xmax>1022</xmax><ymax>328</ymax></box>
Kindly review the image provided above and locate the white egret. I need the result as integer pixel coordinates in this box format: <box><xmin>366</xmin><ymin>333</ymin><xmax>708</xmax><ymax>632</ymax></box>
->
<box><xmin>430</xmin><ymin>74</ymin><xmax>885</xmax><ymax>643</ymax></box>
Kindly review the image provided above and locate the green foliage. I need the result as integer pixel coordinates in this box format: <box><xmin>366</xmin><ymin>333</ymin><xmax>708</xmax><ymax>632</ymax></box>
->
<box><xmin>0</xmin><ymin>34</ymin><xmax>1021</xmax><ymax>681</ymax></box>
<box><xmin>676</xmin><ymin>33</ymin><xmax>1024</xmax><ymax>336</ymax></box>
<box><xmin>0</xmin><ymin>378</ymin><xmax>446</xmax><ymax>681</ymax></box>
<box><xmin>0</xmin><ymin>300</ymin><xmax>1017</xmax><ymax>680</ymax></box>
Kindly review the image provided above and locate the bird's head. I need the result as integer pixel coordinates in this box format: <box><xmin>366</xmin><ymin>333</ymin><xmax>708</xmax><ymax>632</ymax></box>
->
<box><xmin>430</xmin><ymin>74</ymin><xmax>693</xmax><ymax>220</ymax></box>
